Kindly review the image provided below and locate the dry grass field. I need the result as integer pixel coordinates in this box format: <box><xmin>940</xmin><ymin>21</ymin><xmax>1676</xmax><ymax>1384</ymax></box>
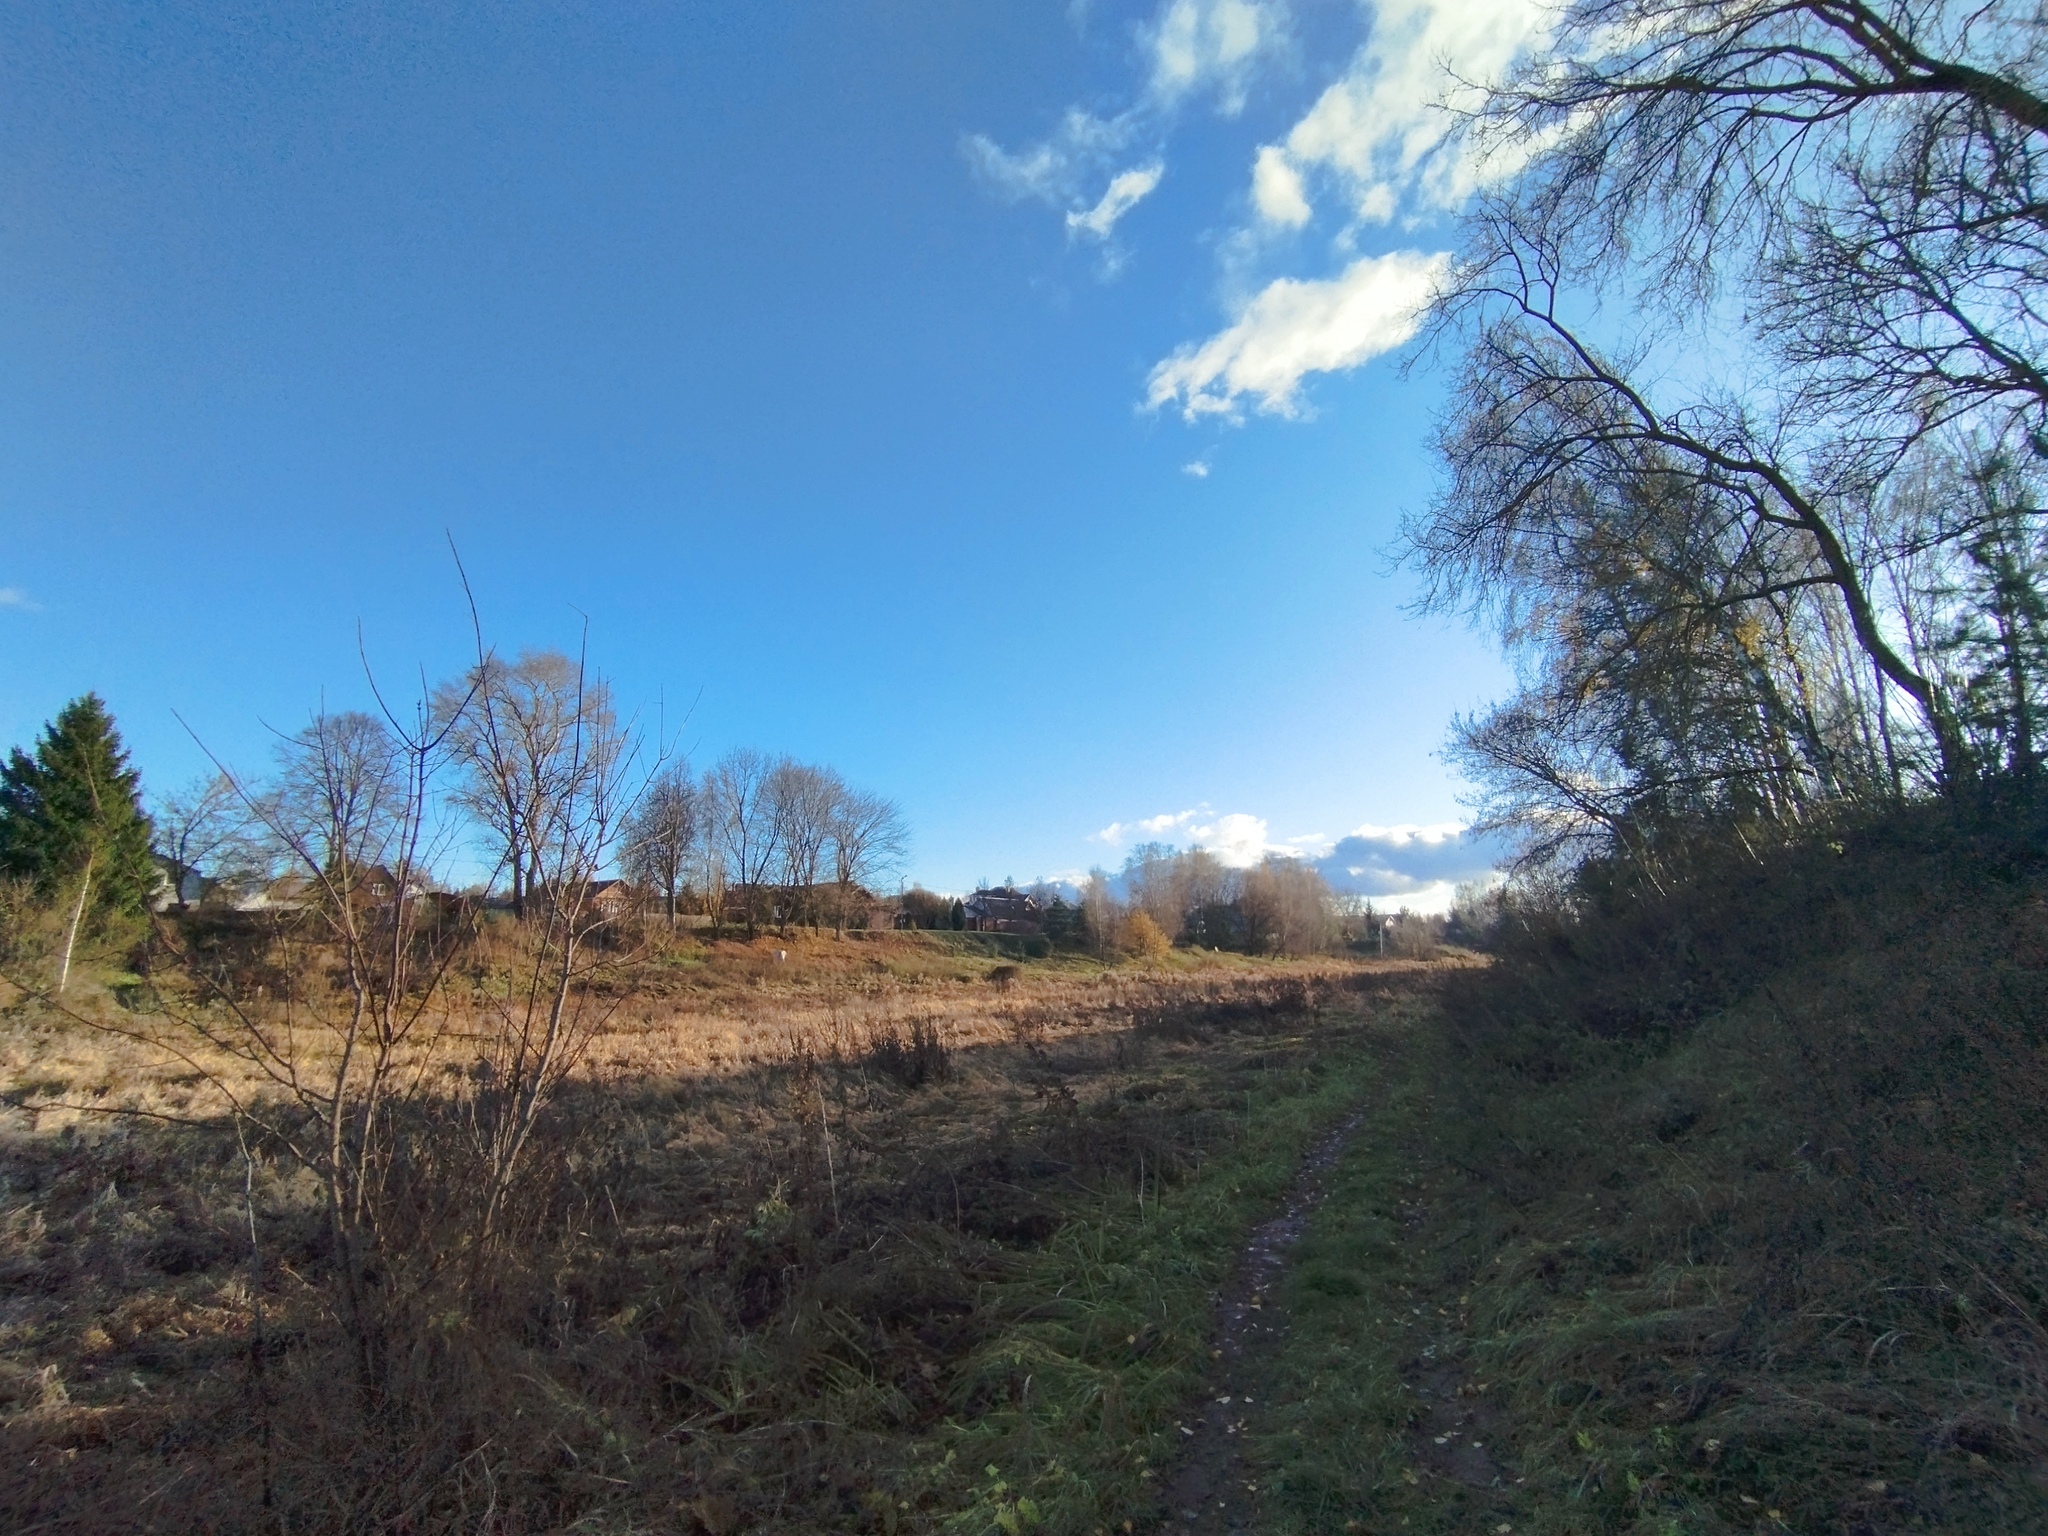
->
<box><xmin>0</xmin><ymin>928</ymin><xmax>1434</xmax><ymax>1534</ymax></box>
<box><xmin>6</xmin><ymin>826</ymin><xmax>2041</xmax><ymax>1536</ymax></box>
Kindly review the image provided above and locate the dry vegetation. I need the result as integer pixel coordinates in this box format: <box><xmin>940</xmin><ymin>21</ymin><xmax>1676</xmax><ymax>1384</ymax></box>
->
<box><xmin>0</xmin><ymin>926</ymin><xmax>1431</xmax><ymax>1534</ymax></box>
<box><xmin>4</xmin><ymin>814</ymin><xmax>2040</xmax><ymax>1535</ymax></box>
<box><xmin>1220</xmin><ymin>806</ymin><xmax>2048</xmax><ymax>1534</ymax></box>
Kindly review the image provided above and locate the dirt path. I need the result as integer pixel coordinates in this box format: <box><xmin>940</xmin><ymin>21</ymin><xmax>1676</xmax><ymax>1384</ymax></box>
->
<box><xmin>1157</xmin><ymin>1107</ymin><xmax>1371</xmax><ymax>1533</ymax></box>
<box><xmin>1156</xmin><ymin>1048</ymin><xmax>1519</xmax><ymax>1534</ymax></box>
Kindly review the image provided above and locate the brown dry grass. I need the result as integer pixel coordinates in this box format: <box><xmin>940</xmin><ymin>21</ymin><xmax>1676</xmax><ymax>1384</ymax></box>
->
<box><xmin>0</xmin><ymin>929</ymin><xmax>1429</xmax><ymax>1534</ymax></box>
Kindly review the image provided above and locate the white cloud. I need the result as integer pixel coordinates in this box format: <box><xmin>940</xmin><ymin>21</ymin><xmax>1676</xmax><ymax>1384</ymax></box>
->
<box><xmin>1266</xmin><ymin>0</ymin><xmax>1554</xmax><ymax>227</ymax></box>
<box><xmin>966</xmin><ymin>0</ymin><xmax>1288</xmax><ymax>255</ymax></box>
<box><xmin>0</xmin><ymin>587</ymin><xmax>39</xmax><ymax>611</ymax></box>
<box><xmin>1308</xmin><ymin>821</ymin><xmax>1509</xmax><ymax>912</ymax></box>
<box><xmin>1139</xmin><ymin>0</ymin><xmax>1553</xmax><ymax>415</ymax></box>
<box><xmin>1145</xmin><ymin>0</ymin><xmax>1287</xmax><ymax>113</ymax></box>
<box><xmin>1147</xmin><ymin>248</ymin><xmax>1448</xmax><ymax>417</ymax></box>
<box><xmin>1087</xmin><ymin>807</ymin><xmax>1510</xmax><ymax>911</ymax></box>
<box><xmin>1067</xmin><ymin>161</ymin><xmax>1165</xmax><ymax>240</ymax></box>
<box><xmin>1092</xmin><ymin>805</ymin><xmax>1282</xmax><ymax>867</ymax></box>
<box><xmin>963</xmin><ymin>108</ymin><xmax>1136</xmax><ymax>208</ymax></box>
<box><xmin>1250</xmin><ymin>144</ymin><xmax>1311</xmax><ymax>227</ymax></box>
<box><xmin>1182</xmin><ymin>457</ymin><xmax>1211</xmax><ymax>477</ymax></box>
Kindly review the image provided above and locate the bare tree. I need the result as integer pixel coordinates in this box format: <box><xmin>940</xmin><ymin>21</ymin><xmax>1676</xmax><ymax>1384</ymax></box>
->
<box><xmin>826</xmin><ymin>785</ymin><xmax>908</xmax><ymax>936</ymax></box>
<box><xmin>765</xmin><ymin>760</ymin><xmax>839</xmax><ymax>931</ymax></box>
<box><xmin>621</xmin><ymin>761</ymin><xmax>697</xmax><ymax>925</ymax></box>
<box><xmin>150</xmin><ymin>771</ymin><xmax>247</xmax><ymax>910</ymax></box>
<box><xmin>437</xmin><ymin>650</ymin><xmax>591</xmax><ymax>918</ymax></box>
<box><xmin>705</xmin><ymin>748</ymin><xmax>781</xmax><ymax>938</ymax></box>
<box><xmin>1406</xmin><ymin>0</ymin><xmax>2048</xmax><ymax>855</ymax></box>
<box><xmin>456</xmin><ymin>642</ymin><xmax>638</xmax><ymax>1250</ymax></box>
<box><xmin>1477</xmin><ymin>0</ymin><xmax>2048</xmax><ymax>327</ymax></box>
<box><xmin>181</xmin><ymin>701</ymin><xmax>462</xmax><ymax>1400</ymax></box>
<box><xmin>1423</xmin><ymin>213</ymin><xmax>1951</xmax><ymax>763</ymax></box>
<box><xmin>148</xmin><ymin>618</ymin><xmax>641</xmax><ymax>1417</ymax></box>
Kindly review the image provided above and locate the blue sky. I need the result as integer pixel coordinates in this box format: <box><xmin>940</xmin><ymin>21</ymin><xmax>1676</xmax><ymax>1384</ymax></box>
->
<box><xmin>0</xmin><ymin>0</ymin><xmax>1537</xmax><ymax>907</ymax></box>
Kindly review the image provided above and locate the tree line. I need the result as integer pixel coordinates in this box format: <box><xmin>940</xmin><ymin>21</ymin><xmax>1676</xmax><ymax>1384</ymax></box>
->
<box><xmin>1093</xmin><ymin>843</ymin><xmax>1350</xmax><ymax>957</ymax></box>
<box><xmin>1408</xmin><ymin>0</ymin><xmax>2048</xmax><ymax>881</ymax></box>
<box><xmin>0</xmin><ymin>649</ymin><xmax>908</xmax><ymax>993</ymax></box>
<box><xmin>897</xmin><ymin>845</ymin><xmax>1403</xmax><ymax>960</ymax></box>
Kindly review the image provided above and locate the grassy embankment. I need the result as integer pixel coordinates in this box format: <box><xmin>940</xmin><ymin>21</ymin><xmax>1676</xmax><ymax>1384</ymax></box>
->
<box><xmin>1228</xmin><ymin>810</ymin><xmax>2048</xmax><ymax>1534</ymax></box>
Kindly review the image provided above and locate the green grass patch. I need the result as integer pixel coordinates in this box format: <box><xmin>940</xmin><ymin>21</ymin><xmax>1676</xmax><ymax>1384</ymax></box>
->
<box><xmin>1235</xmin><ymin>973</ymin><xmax>2048</xmax><ymax>1535</ymax></box>
<box><xmin>909</xmin><ymin>1002</ymin><xmax>1414</xmax><ymax>1533</ymax></box>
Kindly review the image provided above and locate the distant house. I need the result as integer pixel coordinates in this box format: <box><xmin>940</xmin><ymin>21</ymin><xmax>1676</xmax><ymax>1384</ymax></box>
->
<box><xmin>214</xmin><ymin>866</ymin><xmax>429</xmax><ymax>915</ymax></box>
<box><xmin>228</xmin><ymin>873</ymin><xmax>316</xmax><ymax>912</ymax></box>
<box><xmin>962</xmin><ymin>886</ymin><xmax>1043</xmax><ymax>935</ymax></box>
<box><xmin>358</xmin><ymin>865</ymin><xmax>430</xmax><ymax>906</ymax></box>
<box><xmin>535</xmin><ymin>878</ymin><xmax>645</xmax><ymax>921</ymax></box>
<box><xmin>148</xmin><ymin>861</ymin><xmax>209</xmax><ymax>912</ymax></box>
<box><xmin>588</xmin><ymin>879</ymin><xmax>643</xmax><ymax>920</ymax></box>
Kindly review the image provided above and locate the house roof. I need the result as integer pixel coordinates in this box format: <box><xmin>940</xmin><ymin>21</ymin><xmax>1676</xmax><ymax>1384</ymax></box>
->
<box><xmin>964</xmin><ymin>886</ymin><xmax>1040</xmax><ymax>916</ymax></box>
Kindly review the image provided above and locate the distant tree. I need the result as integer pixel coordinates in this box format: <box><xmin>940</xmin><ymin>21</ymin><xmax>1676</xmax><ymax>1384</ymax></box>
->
<box><xmin>705</xmin><ymin>748</ymin><xmax>781</xmax><ymax>938</ymax></box>
<box><xmin>0</xmin><ymin>694</ymin><xmax>156</xmax><ymax>992</ymax></box>
<box><xmin>437</xmin><ymin>650</ymin><xmax>605</xmax><ymax>918</ymax></box>
<box><xmin>897</xmin><ymin>887</ymin><xmax>949</xmax><ymax>929</ymax></box>
<box><xmin>1121</xmin><ymin>842</ymin><xmax>1186</xmax><ymax>938</ymax></box>
<box><xmin>948</xmin><ymin>897</ymin><xmax>966</xmax><ymax>932</ymax></box>
<box><xmin>1123</xmin><ymin>909</ymin><xmax>1173</xmax><ymax>960</ymax></box>
<box><xmin>1178</xmin><ymin>848</ymin><xmax>1241</xmax><ymax>948</ymax></box>
<box><xmin>1033</xmin><ymin>892</ymin><xmax>1083</xmax><ymax>947</ymax></box>
<box><xmin>766</xmin><ymin>760</ymin><xmax>838</xmax><ymax>930</ymax></box>
<box><xmin>1238</xmin><ymin>856</ymin><xmax>1336</xmax><ymax>957</ymax></box>
<box><xmin>151</xmin><ymin>771</ymin><xmax>247</xmax><ymax>910</ymax></box>
<box><xmin>827</xmin><ymin>787</ymin><xmax>908</xmax><ymax>936</ymax></box>
<box><xmin>622</xmin><ymin>763</ymin><xmax>697</xmax><ymax>925</ymax></box>
<box><xmin>264</xmin><ymin>711</ymin><xmax>408</xmax><ymax>898</ymax></box>
<box><xmin>695</xmin><ymin>840</ymin><xmax>728</xmax><ymax>937</ymax></box>
<box><xmin>1081</xmin><ymin>869</ymin><xmax>1120</xmax><ymax>961</ymax></box>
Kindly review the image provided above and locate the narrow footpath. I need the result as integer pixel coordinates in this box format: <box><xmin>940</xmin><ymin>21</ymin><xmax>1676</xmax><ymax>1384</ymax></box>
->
<box><xmin>1159</xmin><ymin>1108</ymin><xmax>1372</xmax><ymax>1533</ymax></box>
<box><xmin>1155</xmin><ymin>1038</ymin><xmax>1523</xmax><ymax>1536</ymax></box>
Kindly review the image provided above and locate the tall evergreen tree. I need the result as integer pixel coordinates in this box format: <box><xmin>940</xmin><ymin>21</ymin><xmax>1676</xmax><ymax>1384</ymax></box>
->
<box><xmin>1932</xmin><ymin>462</ymin><xmax>2048</xmax><ymax>788</ymax></box>
<box><xmin>0</xmin><ymin>694</ymin><xmax>156</xmax><ymax>989</ymax></box>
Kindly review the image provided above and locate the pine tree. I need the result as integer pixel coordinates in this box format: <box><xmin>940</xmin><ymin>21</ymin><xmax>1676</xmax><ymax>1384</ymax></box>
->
<box><xmin>0</xmin><ymin>694</ymin><xmax>156</xmax><ymax>990</ymax></box>
<box><xmin>1933</xmin><ymin>464</ymin><xmax>2048</xmax><ymax>787</ymax></box>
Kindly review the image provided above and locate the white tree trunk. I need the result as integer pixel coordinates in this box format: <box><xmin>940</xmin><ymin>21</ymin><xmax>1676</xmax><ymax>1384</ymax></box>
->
<box><xmin>57</xmin><ymin>856</ymin><xmax>95</xmax><ymax>997</ymax></box>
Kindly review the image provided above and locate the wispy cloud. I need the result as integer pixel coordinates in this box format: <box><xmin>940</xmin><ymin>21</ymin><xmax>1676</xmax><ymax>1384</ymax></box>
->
<box><xmin>1143</xmin><ymin>0</ymin><xmax>1553</xmax><ymax>414</ymax></box>
<box><xmin>1144</xmin><ymin>0</ymin><xmax>1289</xmax><ymax>114</ymax></box>
<box><xmin>1182</xmin><ymin>457</ymin><xmax>1211</xmax><ymax>477</ymax></box>
<box><xmin>1067</xmin><ymin>161</ymin><xmax>1165</xmax><ymax>240</ymax></box>
<box><xmin>964</xmin><ymin>108</ymin><xmax>1137</xmax><ymax>207</ymax></box>
<box><xmin>965</xmin><ymin>0</ymin><xmax>1288</xmax><ymax>262</ymax></box>
<box><xmin>0</xmin><ymin>587</ymin><xmax>41</xmax><ymax>612</ymax></box>
<box><xmin>1147</xmin><ymin>249</ymin><xmax>1448</xmax><ymax>418</ymax></box>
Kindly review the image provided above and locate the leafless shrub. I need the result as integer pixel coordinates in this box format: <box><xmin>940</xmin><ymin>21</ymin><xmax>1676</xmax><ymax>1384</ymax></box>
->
<box><xmin>863</xmin><ymin>1017</ymin><xmax>952</xmax><ymax>1088</ymax></box>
